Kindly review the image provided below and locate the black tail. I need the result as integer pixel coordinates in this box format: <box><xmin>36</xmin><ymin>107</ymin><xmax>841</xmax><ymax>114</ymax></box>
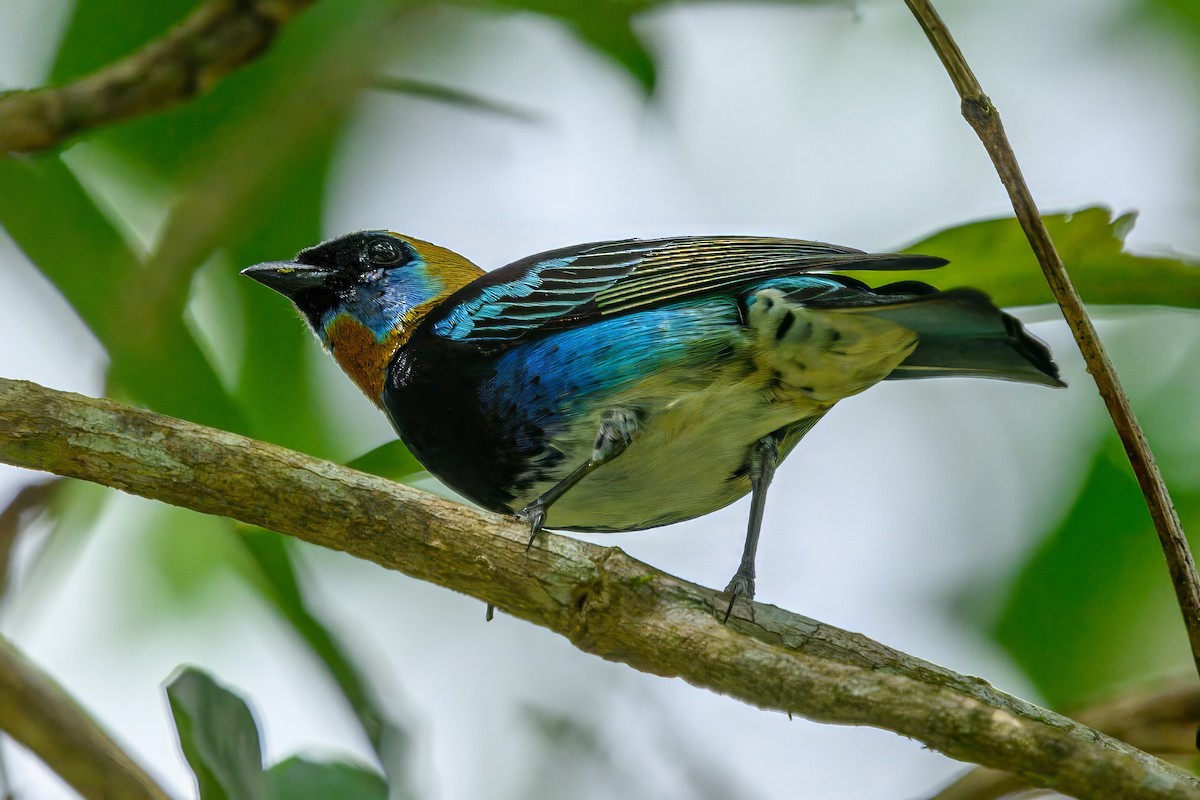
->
<box><xmin>810</xmin><ymin>279</ymin><xmax>1065</xmax><ymax>387</ymax></box>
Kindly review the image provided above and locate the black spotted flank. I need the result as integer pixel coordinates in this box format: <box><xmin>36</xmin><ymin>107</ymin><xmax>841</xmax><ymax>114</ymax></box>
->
<box><xmin>775</xmin><ymin>311</ymin><xmax>796</xmax><ymax>341</ymax></box>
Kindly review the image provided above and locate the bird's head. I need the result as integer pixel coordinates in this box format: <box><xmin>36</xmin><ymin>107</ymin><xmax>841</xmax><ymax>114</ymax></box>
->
<box><xmin>242</xmin><ymin>230</ymin><xmax>483</xmax><ymax>404</ymax></box>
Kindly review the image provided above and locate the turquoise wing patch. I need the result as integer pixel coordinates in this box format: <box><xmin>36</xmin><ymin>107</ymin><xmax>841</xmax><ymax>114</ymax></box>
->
<box><xmin>431</xmin><ymin>237</ymin><xmax>944</xmax><ymax>344</ymax></box>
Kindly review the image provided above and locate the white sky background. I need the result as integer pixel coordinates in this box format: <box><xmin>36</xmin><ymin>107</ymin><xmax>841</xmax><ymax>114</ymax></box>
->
<box><xmin>0</xmin><ymin>0</ymin><xmax>1198</xmax><ymax>798</ymax></box>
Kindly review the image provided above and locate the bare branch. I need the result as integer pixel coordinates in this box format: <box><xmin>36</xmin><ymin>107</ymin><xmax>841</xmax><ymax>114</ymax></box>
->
<box><xmin>0</xmin><ymin>633</ymin><xmax>172</xmax><ymax>800</ymax></box>
<box><xmin>0</xmin><ymin>0</ymin><xmax>316</xmax><ymax>156</ymax></box>
<box><xmin>902</xmin><ymin>0</ymin><xmax>1200</xmax><ymax>682</ymax></box>
<box><xmin>0</xmin><ymin>377</ymin><xmax>1196</xmax><ymax>798</ymax></box>
<box><xmin>932</xmin><ymin>681</ymin><xmax>1200</xmax><ymax>799</ymax></box>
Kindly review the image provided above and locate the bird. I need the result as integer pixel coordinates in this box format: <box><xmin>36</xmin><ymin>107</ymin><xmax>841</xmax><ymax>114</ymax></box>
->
<box><xmin>243</xmin><ymin>230</ymin><xmax>1063</xmax><ymax>619</ymax></box>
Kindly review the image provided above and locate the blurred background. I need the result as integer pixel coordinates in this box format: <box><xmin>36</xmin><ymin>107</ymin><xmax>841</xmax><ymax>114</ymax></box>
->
<box><xmin>1</xmin><ymin>0</ymin><xmax>1198</xmax><ymax>797</ymax></box>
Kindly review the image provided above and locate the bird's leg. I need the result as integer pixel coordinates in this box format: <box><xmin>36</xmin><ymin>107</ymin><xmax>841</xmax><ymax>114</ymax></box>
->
<box><xmin>518</xmin><ymin>408</ymin><xmax>639</xmax><ymax>550</ymax></box>
<box><xmin>724</xmin><ymin>434</ymin><xmax>780</xmax><ymax>622</ymax></box>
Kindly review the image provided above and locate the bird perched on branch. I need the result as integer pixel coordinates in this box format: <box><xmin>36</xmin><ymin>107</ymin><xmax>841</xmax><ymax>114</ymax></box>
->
<box><xmin>244</xmin><ymin>231</ymin><xmax>1062</xmax><ymax>618</ymax></box>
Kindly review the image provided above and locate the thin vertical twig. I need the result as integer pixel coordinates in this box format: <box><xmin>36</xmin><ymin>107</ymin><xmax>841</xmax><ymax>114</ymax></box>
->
<box><xmin>903</xmin><ymin>0</ymin><xmax>1200</xmax><ymax>682</ymax></box>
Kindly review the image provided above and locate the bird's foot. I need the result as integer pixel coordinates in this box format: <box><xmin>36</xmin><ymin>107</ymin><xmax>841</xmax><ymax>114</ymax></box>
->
<box><xmin>516</xmin><ymin>501</ymin><xmax>547</xmax><ymax>552</ymax></box>
<box><xmin>722</xmin><ymin>571</ymin><xmax>756</xmax><ymax>623</ymax></box>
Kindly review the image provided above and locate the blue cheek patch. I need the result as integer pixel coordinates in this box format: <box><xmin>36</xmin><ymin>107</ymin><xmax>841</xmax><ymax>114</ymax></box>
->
<box><xmin>323</xmin><ymin>259</ymin><xmax>445</xmax><ymax>343</ymax></box>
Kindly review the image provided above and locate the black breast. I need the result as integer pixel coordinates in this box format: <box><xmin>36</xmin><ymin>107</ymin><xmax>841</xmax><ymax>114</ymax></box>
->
<box><xmin>382</xmin><ymin>340</ymin><xmax>534</xmax><ymax>515</ymax></box>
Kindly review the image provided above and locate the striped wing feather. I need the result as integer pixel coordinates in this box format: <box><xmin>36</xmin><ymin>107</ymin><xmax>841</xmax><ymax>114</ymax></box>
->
<box><xmin>430</xmin><ymin>236</ymin><xmax>946</xmax><ymax>344</ymax></box>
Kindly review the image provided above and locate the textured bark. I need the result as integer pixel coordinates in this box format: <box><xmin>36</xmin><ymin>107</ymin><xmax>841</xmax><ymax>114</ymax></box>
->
<box><xmin>0</xmin><ymin>0</ymin><xmax>316</xmax><ymax>155</ymax></box>
<box><xmin>0</xmin><ymin>377</ymin><xmax>1197</xmax><ymax>799</ymax></box>
<box><xmin>931</xmin><ymin>682</ymin><xmax>1200</xmax><ymax>798</ymax></box>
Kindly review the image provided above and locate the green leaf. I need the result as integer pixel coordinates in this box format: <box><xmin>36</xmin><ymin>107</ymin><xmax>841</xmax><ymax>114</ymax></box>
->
<box><xmin>988</xmin><ymin>441</ymin><xmax>1198</xmax><ymax>709</ymax></box>
<box><xmin>974</xmin><ymin>321</ymin><xmax>1200</xmax><ymax>709</ymax></box>
<box><xmin>490</xmin><ymin>0</ymin><xmax>657</xmax><ymax>93</ymax></box>
<box><xmin>166</xmin><ymin>668</ymin><xmax>392</xmax><ymax>800</ymax></box>
<box><xmin>488</xmin><ymin>0</ymin><xmax>857</xmax><ymax>95</ymax></box>
<box><xmin>1129</xmin><ymin>0</ymin><xmax>1200</xmax><ymax>67</ymax></box>
<box><xmin>223</xmin><ymin>138</ymin><xmax>342</xmax><ymax>458</ymax></box>
<box><xmin>893</xmin><ymin>207</ymin><xmax>1200</xmax><ymax>309</ymax></box>
<box><xmin>166</xmin><ymin>667</ymin><xmax>267</xmax><ymax>800</ymax></box>
<box><xmin>77</xmin><ymin>5</ymin><xmax>430</xmax><ymax>771</ymax></box>
<box><xmin>266</xmin><ymin>756</ymin><xmax>387</xmax><ymax>800</ymax></box>
<box><xmin>0</xmin><ymin>157</ymin><xmax>247</xmax><ymax>430</ymax></box>
<box><xmin>371</xmin><ymin>77</ymin><xmax>541</xmax><ymax>124</ymax></box>
<box><xmin>562</xmin><ymin>10</ymin><xmax>656</xmax><ymax>94</ymax></box>
<box><xmin>237</xmin><ymin>529</ymin><xmax>418</xmax><ymax>798</ymax></box>
<box><xmin>0</xmin><ymin>157</ymin><xmax>135</xmax><ymax>342</ymax></box>
<box><xmin>123</xmin><ymin>0</ymin><xmax>399</xmax><ymax>456</ymax></box>
<box><xmin>10</xmin><ymin>1</ymin><xmax>403</xmax><ymax>444</ymax></box>
<box><xmin>137</xmin><ymin>506</ymin><xmax>253</xmax><ymax>609</ymax></box>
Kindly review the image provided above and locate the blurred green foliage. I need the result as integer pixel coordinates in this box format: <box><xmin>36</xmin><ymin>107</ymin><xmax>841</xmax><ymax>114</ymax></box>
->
<box><xmin>1130</xmin><ymin>0</ymin><xmax>1200</xmax><ymax>67</ymax></box>
<box><xmin>490</xmin><ymin>0</ymin><xmax>659</xmax><ymax>91</ymax></box>
<box><xmin>167</xmin><ymin>667</ymin><xmax>389</xmax><ymax>800</ymax></box>
<box><xmin>0</xmin><ymin>0</ymin><xmax>1198</xmax><ymax>794</ymax></box>
<box><xmin>898</xmin><ymin>208</ymin><xmax>1200</xmax><ymax>310</ymax></box>
<box><xmin>992</xmin><ymin>441</ymin><xmax>1199</xmax><ymax>708</ymax></box>
<box><xmin>168</xmin><ymin>668</ymin><xmax>270</xmax><ymax>800</ymax></box>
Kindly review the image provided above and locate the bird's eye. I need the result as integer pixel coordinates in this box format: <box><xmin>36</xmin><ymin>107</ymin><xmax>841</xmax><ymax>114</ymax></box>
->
<box><xmin>367</xmin><ymin>239</ymin><xmax>404</xmax><ymax>266</ymax></box>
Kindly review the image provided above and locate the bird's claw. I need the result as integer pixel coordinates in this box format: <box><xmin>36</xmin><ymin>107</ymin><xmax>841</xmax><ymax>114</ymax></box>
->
<box><xmin>722</xmin><ymin>572</ymin><xmax>756</xmax><ymax>623</ymax></box>
<box><xmin>517</xmin><ymin>501</ymin><xmax>547</xmax><ymax>552</ymax></box>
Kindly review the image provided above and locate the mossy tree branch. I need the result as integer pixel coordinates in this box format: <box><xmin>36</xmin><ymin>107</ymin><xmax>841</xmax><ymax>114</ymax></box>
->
<box><xmin>0</xmin><ymin>0</ymin><xmax>317</xmax><ymax>156</ymax></box>
<box><xmin>0</xmin><ymin>377</ymin><xmax>1197</xmax><ymax>799</ymax></box>
<box><xmin>931</xmin><ymin>681</ymin><xmax>1200</xmax><ymax>799</ymax></box>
